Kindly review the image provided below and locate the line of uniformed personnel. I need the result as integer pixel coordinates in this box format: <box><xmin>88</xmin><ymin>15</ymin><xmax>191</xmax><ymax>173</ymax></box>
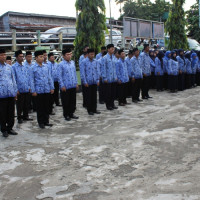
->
<box><xmin>0</xmin><ymin>44</ymin><xmax>199</xmax><ymax>137</ymax></box>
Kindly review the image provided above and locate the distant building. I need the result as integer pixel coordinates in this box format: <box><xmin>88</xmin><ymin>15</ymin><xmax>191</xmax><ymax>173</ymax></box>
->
<box><xmin>0</xmin><ymin>11</ymin><xmax>76</xmax><ymax>32</ymax></box>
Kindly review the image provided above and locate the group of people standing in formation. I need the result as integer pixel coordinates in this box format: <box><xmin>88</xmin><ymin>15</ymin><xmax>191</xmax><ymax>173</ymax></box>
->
<box><xmin>0</xmin><ymin>43</ymin><xmax>200</xmax><ymax>137</ymax></box>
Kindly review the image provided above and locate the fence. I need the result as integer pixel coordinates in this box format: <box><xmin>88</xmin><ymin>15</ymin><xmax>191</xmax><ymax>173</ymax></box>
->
<box><xmin>0</xmin><ymin>30</ymin><xmax>75</xmax><ymax>51</ymax></box>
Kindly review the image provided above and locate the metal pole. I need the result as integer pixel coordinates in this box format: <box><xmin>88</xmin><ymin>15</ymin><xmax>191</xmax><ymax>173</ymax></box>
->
<box><xmin>12</xmin><ymin>29</ymin><xmax>17</xmax><ymax>52</ymax></box>
<box><xmin>36</xmin><ymin>30</ymin><xmax>41</xmax><ymax>47</ymax></box>
<box><xmin>109</xmin><ymin>0</ymin><xmax>113</xmax><ymax>44</ymax></box>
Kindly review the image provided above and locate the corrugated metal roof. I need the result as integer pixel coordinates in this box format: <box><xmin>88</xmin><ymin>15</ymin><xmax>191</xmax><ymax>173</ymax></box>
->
<box><xmin>0</xmin><ymin>11</ymin><xmax>76</xmax><ymax>20</ymax></box>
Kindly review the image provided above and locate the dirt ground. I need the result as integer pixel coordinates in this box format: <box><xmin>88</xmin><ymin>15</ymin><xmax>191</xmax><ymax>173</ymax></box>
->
<box><xmin>0</xmin><ymin>88</ymin><xmax>200</xmax><ymax>200</ymax></box>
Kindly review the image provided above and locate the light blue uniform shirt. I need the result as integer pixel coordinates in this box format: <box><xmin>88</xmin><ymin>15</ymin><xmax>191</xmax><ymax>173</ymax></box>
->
<box><xmin>185</xmin><ymin>59</ymin><xmax>192</xmax><ymax>74</ymax></box>
<box><xmin>0</xmin><ymin>62</ymin><xmax>17</xmax><ymax>98</ymax></box>
<box><xmin>96</xmin><ymin>53</ymin><xmax>102</xmax><ymax>60</ymax></box>
<box><xmin>130</xmin><ymin>56</ymin><xmax>143</xmax><ymax>79</ymax></box>
<box><xmin>139</xmin><ymin>52</ymin><xmax>151</xmax><ymax>76</ymax></box>
<box><xmin>12</xmin><ymin>61</ymin><xmax>31</xmax><ymax>93</ymax></box>
<box><xmin>80</xmin><ymin>57</ymin><xmax>100</xmax><ymax>85</ymax></box>
<box><xmin>58</xmin><ymin>60</ymin><xmax>78</xmax><ymax>90</ymax></box>
<box><xmin>101</xmin><ymin>53</ymin><xmax>117</xmax><ymax>83</ymax></box>
<box><xmin>177</xmin><ymin>56</ymin><xmax>186</xmax><ymax>73</ymax></box>
<box><xmin>163</xmin><ymin>57</ymin><xmax>172</xmax><ymax>75</ymax></box>
<box><xmin>30</xmin><ymin>62</ymin><xmax>54</xmax><ymax>94</ymax></box>
<box><xmin>171</xmin><ymin>59</ymin><xmax>179</xmax><ymax>76</ymax></box>
<box><xmin>116</xmin><ymin>58</ymin><xmax>129</xmax><ymax>83</ymax></box>
<box><xmin>125</xmin><ymin>57</ymin><xmax>134</xmax><ymax>78</ymax></box>
<box><xmin>155</xmin><ymin>57</ymin><xmax>164</xmax><ymax>76</ymax></box>
<box><xmin>47</xmin><ymin>61</ymin><xmax>59</xmax><ymax>82</ymax></box>
<box><xmin>79</xmin><ymin>54</ymin><xmax>85</xmax><ymax>64</ymax></box>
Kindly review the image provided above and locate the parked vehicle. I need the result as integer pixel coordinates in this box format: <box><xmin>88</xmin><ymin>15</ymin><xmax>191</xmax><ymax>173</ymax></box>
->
<box><xmin>105</xmin><ymin>29</ymin><xmax>122</xmax><ymax>47</ymax></box>
<box><xmin>40</xmin><ymin>27</ymin><xmax>76</xmax><ymax>42</ymax></box>
<box><xmin>188</xmin><ymin>38</ymin><xmax>200</xmax><ymax>51</ymax></box>
<box><xmin>165</xmin><ymin>37</ymin><xmax>200</xmax><ymax>51</ymax></box>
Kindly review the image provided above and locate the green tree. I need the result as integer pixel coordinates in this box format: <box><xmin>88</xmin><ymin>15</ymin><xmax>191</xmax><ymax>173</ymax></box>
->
<box><xmin>116</xmin><ymin>0</ymin><xmax>171</xmax><ymax>22</ymax></box>
<box><xmin>186</xmin><ymin>0</ymin><xmax>200</xmax><ymax>42</ymax></box>
<box><xmin>165</xmin><ymin>0</ymin><xmax>188</xmax><ymax>50</ymax></box>
<box><xmin>74</xmin><ymin>0</ymin><xmax>107</xmax><ymax>64</ymax></box>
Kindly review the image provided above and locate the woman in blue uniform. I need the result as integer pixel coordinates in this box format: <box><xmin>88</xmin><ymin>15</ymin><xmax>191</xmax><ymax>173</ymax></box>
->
<box><xmin>155</xmin><ymin>51</ymin><xmax>165</xmax><ymax>91</ymax></box>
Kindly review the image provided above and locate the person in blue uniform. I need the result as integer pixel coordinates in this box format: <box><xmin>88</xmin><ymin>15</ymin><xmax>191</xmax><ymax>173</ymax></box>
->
<box><xmin>191</xmin><ymin>52</ymin><xmax>198</xmax><ymax>87</ymax></box>
<box><xmin>116</xmin><ymin>49</ymin><xmax>129</xmax><ymax>106</ymax></box>
<box><xmin>139</xmin><ymin>44</ymin><xmax>152</xmax><ymax>99</ymax></box>
<box><xmin>149</xmin><ymin>50</ymin><xmax>156</xmax><ymax>89</ymax></box>
<box><xmin>6</xmin><ymin>56</ymin><xmax>12</xmax><ymax>66</ymax></box>
<box><xmin>101</xmin><ymin>44</ymin><xmax>118</xmax><ymax>110</ymax></box>
<box><xmin>58</xmin><ymin>49</ymin><xmax>79</xmax><ymax>121</ymax></box>
<box><xmin>155</xmin><ymin>51</ymin><xmax>165</xmax><ymax>91</ymax></box>
<box><xmin>0</xmin><ymin>49</ymin><xmax>18</xmax><ymax>137</ymax></box>
<box><xmin>170</xmin><ymin>51</ymin><xmax>179</xmax><ymax>92</ymax></box>
<box><xmin>79</xmin><ymin>45</ymin><xmax>89</xmax><ymax>64</ymax></box>
<box><xmin>177</xmin><ymin>49</ymin><xmax>186</xmax><ymax>91</ymax></box>
<box><xmin>12</xmin><ymin>50</ymin><xmax>33</xmax><ymax>124</ymax></box>
<box><xmin>49</xmin><ymin>53</ymin><xmax>61</xmax><ymax>107</ymax></box>
<box><xmin>30</xmin><ymin>51</ymin><xmax>54</xmax><ymax>129</ymax></box>
<box><xmin>97</xmin><ymin>51</ymin><xmax>107</xmax><ymax>104</ymax></box>
<box><xmin>79</xmin><ymin>51</ymin><xmax>88</xmax><ymax>108</ymax></box>
<box><xmin>126</xmin><ymin>50</ymin><xmax>134</xmax><ymax>98</ymax></box>
<box><xmin>196</xmin><ymin>51</ymin><xmax>200</xmax><ymax>86</ymax></box>
<box><xmin>80</xmin><ymin>49</ymin><xmax>101</xmax><ymax>115</ymax></box>
<box><xmin>24</xmin><ymin>51</ymin><xmax>36</xmax><ymax>112</ymax></box>
<box><xmin>47</xmin><ymin>53</ymin><xmax>61</xmax><ymax>116</ymax></box>
<box><xmin>43</xmin><ymin>50</ymin><xmax>48</xmax><ymax>65</ymax></box>
<box><xmin>130</xmin><ymin>48</ymin><xmax>143</xmax><ymax>102</ymax></box>
<box><xmin>163</xmin><ymin>51</ymin><xmax>173</xmax><ymax>92</ymax></box>
<box><xmin>185</xmin><ymin>52</ymin><xmax>192</xmax><ymax>89</ymax></box>
<box><xmin>96</xmin><ymin>46</ymin><xmax>106</xmax><ymax>60</ymax></box>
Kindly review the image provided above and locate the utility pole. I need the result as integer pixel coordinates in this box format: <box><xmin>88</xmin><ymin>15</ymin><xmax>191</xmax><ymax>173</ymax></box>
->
<box><xmin>109</xmin><ymin>0</ymin><xmax>113</xmax><ymax>44</ymax></box>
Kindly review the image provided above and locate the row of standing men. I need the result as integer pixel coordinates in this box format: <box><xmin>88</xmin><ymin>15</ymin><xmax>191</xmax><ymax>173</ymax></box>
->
<box><xmin>0</xmin><ymin>44</ymin><xmax>199</xmax><ymax>137</ymax></box>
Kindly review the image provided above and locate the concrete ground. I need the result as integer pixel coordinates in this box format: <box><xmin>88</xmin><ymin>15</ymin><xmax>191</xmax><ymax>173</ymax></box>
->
<box><xmin>0</xmin><ymin>87</ymin><xmax>200</xmax><ymax>200</ymax></box>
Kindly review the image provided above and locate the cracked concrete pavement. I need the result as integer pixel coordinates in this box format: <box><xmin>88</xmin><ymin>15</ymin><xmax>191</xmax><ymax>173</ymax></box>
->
<box><xmin>0</xmin><ymin>88</ymin><xmax>200</xmax><ymax>200</ymax></box>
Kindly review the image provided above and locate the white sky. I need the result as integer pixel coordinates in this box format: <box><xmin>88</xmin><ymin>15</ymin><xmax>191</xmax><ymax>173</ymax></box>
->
<box><xmin>0</xmin><ymin>0</ymin><xmax>197</xmax><ymax>19</ymax></box>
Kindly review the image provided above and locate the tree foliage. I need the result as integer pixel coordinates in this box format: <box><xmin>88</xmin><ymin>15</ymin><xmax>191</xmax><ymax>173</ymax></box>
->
<box><xmin>116</xmin><ymin>0</ymin><xmax>171</xmax><ymax>22</ymax></box>
<box><xmin>186</xmin><ymin>0</ymin><xmax>200</xmax><ymax>42</ymax></box>
<box><xmin>74</xmin><ymin>0</ymin><xmax>107</xmax><ymax>64</ymax></box>
<box><xmin>165</xmin><ymin>0</ymin><xmax>189</xmax><ymax>50</ymax></box>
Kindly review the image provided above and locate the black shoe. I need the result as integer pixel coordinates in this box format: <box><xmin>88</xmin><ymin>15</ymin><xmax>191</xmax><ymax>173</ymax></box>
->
<box><xmin>2</xmin><ymin>131</ymin><xmax>9</xmax><ymax>137</ymax></box>
<box><xmin>65</xmin><ymin>116</ymin><xmax>71</xmax><ymax>121</ymax></box>
<box><xmin>50</xmin><ymin>112</ymin><xmax>55</xmax><ymax>115</ymax></box>
<box><xmin>88</xmin><ymin>112</ymin><xmax>94</xmax><ymax>115</ymax></box>
<box><xmin>94</xmin><ymin>111</ymin><xmax>101</xmax><ymax>114</ymax></box>
<box><xmin>8</xmin><ymin>130</ymin><xmax>18</xmax><ymax>135</ymax></box>
<box><xmin>70</xmin><ymin>114</ymin><xmax>79</xmax><ymax>119</ymax></box>
<box><xmin>99</xmin><ymin>101</ymin><xmax>104</xmax><ymax>104</ymax></box>
<box><xmin>107</xmin><ymin>107</ymin><xmax>113</xmax><ymax>110</ymax></box>
<box><xmin>142</xmin><ymin>97</ymin><xmax>148</xmax><ymax>100</ymax></box>
<box><xmin>23</xmin><ymin>117</ymin><xmax>33</xmax><ymax>121</ymax></box>
<box><xmin>147</xmin><ymin>96</ymin><xmax>153</xmax><ymax>98</ymax></box>
<box><xmin>44</xmin><ymin>123</ymin><xmax>53</xmax><ymax>127</ymax></box>
<box><xmin>18</xmin><ymin>119</ymin><xmax>23</xmax><ymax>124</ymax></box>
<box><xmin>113</xmin><ymin>106</ymin><xmax>118</xmax><ymax>109</ymax></box>
<box><xmin>137</xmin><ymin>98</ymin><xmax>143</xmax><ymax>102</ymax></box>
<box><xmin>39</xmin><ymin>124</ymin><xmax>45</xmax><ymax>129</ymax></box>
<box><xmin>132</xmin><ymin>100</ymin><xmax>138</xmax><ymax>103</ymax></box>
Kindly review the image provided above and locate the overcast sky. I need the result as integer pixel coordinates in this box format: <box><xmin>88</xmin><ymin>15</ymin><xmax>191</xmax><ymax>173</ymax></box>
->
<box><xmin>0</xmin><ymin>0</ymin><xmax>197</xmax><ymax>19</ymax></box>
